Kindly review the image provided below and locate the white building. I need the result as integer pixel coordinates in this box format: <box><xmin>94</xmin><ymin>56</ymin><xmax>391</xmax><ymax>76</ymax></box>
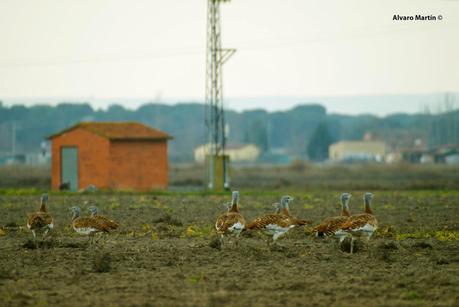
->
<box><xmin>329</xmin><ymin>141</ymin><xmax>386</xmax><ymax>162</ymax></box>
<box><xmin>194</xmin><ymin>143</ymin><xmax>261</xmax><ymax>163</ymax></box>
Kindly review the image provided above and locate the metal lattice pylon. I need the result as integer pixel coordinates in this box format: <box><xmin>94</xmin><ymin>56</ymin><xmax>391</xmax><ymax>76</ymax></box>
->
<box><xmin>205</xmin><ymin>0</ymin><xmax>235</xmax><ymax>190</ymax></box>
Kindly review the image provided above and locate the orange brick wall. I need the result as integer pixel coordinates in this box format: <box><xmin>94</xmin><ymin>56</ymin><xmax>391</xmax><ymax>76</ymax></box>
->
<box><xmin>108</xmin><ymin>140</ymin><xmax>168</xmax><ymax>190</ymax></box>
<box><xmin>51</xmin><ymin>128</ymin><xmax>110</xmax><ymax>190</ymax></box>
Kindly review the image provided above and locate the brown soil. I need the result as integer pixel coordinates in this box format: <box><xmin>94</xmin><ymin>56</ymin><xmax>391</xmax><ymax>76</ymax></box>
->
<box><xmin>1</xmin><ymin>191</ymin><xmax>458</xmax><ymax>306</ymax></box>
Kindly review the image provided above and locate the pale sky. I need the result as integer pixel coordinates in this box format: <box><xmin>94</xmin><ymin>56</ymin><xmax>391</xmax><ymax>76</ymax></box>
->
<box><xmin>0</xmin><ymin>0</ymin><xmax>458</xmax><ymax>115</ymax></box>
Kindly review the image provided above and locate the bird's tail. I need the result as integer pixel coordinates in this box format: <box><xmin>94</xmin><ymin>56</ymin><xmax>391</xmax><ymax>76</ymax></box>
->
<box><xmin>295</xmin><ymin>218</ymin><xmax>312</xmax><ymax>226</ymax></box>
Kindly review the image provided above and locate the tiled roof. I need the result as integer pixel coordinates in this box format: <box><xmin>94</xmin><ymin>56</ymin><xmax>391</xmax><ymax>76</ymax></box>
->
<box><xmin>48</xmin><ymin>122</ymin><xmax>173</xmax><ymax>140</ymax></box>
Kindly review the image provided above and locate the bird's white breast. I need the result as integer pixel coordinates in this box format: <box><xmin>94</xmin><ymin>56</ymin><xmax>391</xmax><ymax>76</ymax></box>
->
<box><xmin>263</xmin><ymin>224</ymin><xmax>292</xmax><ymax>235</ymax></box>
<box><xmin>348</xmin><ymin>223</ymin><xmax>377</xmax><ymax>238</ymax></box>
<box><xmin>228</xmin><ymin>222</ymin><xmax>245</xmax><ymax>234</ymax></box>
<box><xmin>334</xmin><ymin>229</ymin><xmax>348</xmax><ymax>239</ymax></box>
<box><xmin>74</xmin><ymin>226</ymin><xmax>97</xmax><ymax>235</ymax></box>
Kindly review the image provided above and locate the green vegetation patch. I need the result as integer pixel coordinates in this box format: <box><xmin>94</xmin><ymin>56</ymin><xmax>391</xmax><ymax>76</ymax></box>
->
<box><xmin>395</xmin><ymin>230</ymin><xmax>459</xmax><ymax>241</ymax></box>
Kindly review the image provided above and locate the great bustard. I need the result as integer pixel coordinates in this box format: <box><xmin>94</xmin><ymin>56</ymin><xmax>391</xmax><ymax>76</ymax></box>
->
<box><xmin>26</xmin><ymin>193</ymin><xmax>54</xmax><ymax>245</ymax></box>
<box><xmin>313</xmin><ymin>193</ymin><xmax>351</xmax><ymax>239</ymax></box>
<box><xmin>247</xmin><ymin>196</ymin><xmax>307</xmax><ymax>244</ymax></box>
<box><xmin>338</xmin><ymin>192</ymin><xmax>378</xmax><ymax>254</ymax></box>
<box><xmin>88</xmin><ymin>206</ymin><xmax>119</xmax><ymax>231</ymax></box>
<box><xmin>215</xmin><ymin>191</ymin><xmax>246</xmax><ymax>245</ymax></box>
<box><xmin>70</xmin><ymin>206</ymin><xmax>111</xmax><ymax>245</ymax></box>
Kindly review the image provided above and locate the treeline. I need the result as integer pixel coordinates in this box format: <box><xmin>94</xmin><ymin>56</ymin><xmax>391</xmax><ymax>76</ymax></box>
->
<box><xmin>0</xmin><ymin>101</ymin><xmax>458</xmax><ymax>162</ymax></box>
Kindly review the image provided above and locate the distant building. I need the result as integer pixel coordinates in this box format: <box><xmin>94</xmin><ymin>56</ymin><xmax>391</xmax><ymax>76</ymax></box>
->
<box><xmin>386</xmin><ymin>148</ymin><xmax>431</xmax><ymax>164</ymax></box>
<box><xmin>194</xmin><ymin>143</ymin><xmax>260</xmax><ymax>163</ymax></box>
<box><xmin>386</xmin><ymin>144</ymin><xmax>459</xmax><ymax>164</ymax></box>
<box><xmin>432</xmin><ymin>144</ymin><xmax>459</xmax><ymax>164</ymax></box>
<box><xmin>48</xmin><ymin>122</ymin><xmax>172</xmax><ymax>191</ymax></box>
<box><xmin>329</xmin><ymin>141</ymin><xmax>386</xmax><ymax>162</ymax></box>
<box><xmin>0</xmin><ymin>154</ymin><xmax>26</xmax><ymax>165</ymax></box>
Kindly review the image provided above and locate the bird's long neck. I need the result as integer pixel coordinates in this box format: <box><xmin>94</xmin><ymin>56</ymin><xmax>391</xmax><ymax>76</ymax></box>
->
<box><xmin>341</xmin><ymin>201</ymin><xmax>350</xmax><ymax>216</ymax></box>
<box><xmin>39</xmin><ymin>200</ymin><xmax>47</xmax><ymax>212</ymax></box>
<box><xmin>230</xmin><ymin>202</ymin><xmax>239</xmax><ymax>213</ymax></box>
<box><xmin>364</xmin><ymin>199</ymin><xmax>373</xmax><ymax>214</ymax></box>
<box><xmin>72</xmin><ymin>211</ymin><xmax>80</xmax><ymax>221</ymax></box>
<box><xmin>281</xmin><ymin>206</ymin><xmax>290</xmax><ymax>216</ymax></box>
<box><xmin>230</xmin><ymin>193</ymin><xmax>239</xmax><ymax>213</ymax></box>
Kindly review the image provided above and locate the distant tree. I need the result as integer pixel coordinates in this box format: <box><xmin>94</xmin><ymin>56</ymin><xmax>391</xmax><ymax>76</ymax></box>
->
<box><xmin>2</xmin><ymin>101</ymin><xmax>457</xmax><ymax>161</ymax></box>
<box><xmin>307</xmin><ymin>122</ymin><xmax>333</xmax><ymax>161</ymax></box>
<box><xmin>244</xmin><ymin>120</ymin><xmax>268</xmax><ymax>152</ymax></box>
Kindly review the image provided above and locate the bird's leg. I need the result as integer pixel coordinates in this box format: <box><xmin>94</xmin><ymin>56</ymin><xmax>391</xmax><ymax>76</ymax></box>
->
<box><xmin>350</xmin><ymin>236</ymin><xmax>355</xmax><ymax>254</ymax></box>
<box><xmin>266</xmin><ymin>236</ymin><xmax>272</xmax><ymax>246</ymax></box>
<box><xmin>338</xmin><ymin>235</ymin><xmax>345</xmax><ymax>250</ymax></box>
<box><xmin>101</xmin><ymin>234</ymin><xmax>108</xmax><ymax>248</ymax></box>
<box><xmin>229</xmin><ymin>236</ymin><xmax>235</xmax><ymax>248</ymax></box>
<box><xmin>235</xmin><ymin>234</ymin><xmax>240</xmax><ymax>248</ymax></box>
<box><xmin>42</xmin><ymin>228</ymin><xmax>49</xmax><ymax>241</ymax></box>
<box><xmin>273</xmin><ymin>233</ymin><xmax>281</xmax><ymax>242</ymax></box>
<box><xmin>32</xmin><ymin>230</ymin><xmax>38</xmax><ymax>248</ymax></box>
<box><xmin>220</xmin><ymin>234</ymin><xmax>225</xmax><ymax>248</ymax></box>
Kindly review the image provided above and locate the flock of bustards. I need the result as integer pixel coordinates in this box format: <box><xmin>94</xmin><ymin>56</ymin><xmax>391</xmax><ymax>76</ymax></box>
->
<box><xmin>26</xmin><ymin>191</ymin><xmax>378</xmax><ymax>253</ymax></box>
<box><xmin>215</xmin><ymin>191</ymin><xmax>378</xmax><ymax>253</ymax></box>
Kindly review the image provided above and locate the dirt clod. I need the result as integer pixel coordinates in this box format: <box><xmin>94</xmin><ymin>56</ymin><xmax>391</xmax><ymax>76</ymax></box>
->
<box><xmin>93</xmin><ymin>252</ymin><xmax>111</xmax><ymax>273</ymax></box>
<box><xmin>208</xmin><ymin>237</ymin><xmax>222</xmax><ymax>250</ymax></box>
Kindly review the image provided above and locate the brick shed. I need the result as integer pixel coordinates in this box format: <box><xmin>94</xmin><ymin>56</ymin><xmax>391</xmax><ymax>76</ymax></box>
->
<box><xmin>48</xmin><ymin>122</ymin><xmax>173</xmax><ymax>191</ymax></box>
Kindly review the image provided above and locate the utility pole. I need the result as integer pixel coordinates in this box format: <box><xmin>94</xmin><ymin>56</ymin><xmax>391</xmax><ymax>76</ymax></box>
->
<box><xmin>11</xmin><ymin>121</ymin><xmax>16</xmax><ymax>156</ymax></box>
<box><xmin>205</xmin><ymin>0</ymin><xmax>235</xmax><ymax>190</ymax></box>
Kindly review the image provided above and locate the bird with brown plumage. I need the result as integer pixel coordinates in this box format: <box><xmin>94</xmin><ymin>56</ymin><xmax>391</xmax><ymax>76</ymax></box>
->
<box><xmin>337</xmin><ymin>192</ymin><xmax>378</xmax><ymax>254</ymax></box>
<box><xmin>274</xmin><ymin>197</ymin><xmax>312</xmax><ymax>226</ymax></box>
<box><xmin>70</xmin><ymin>206</ymin><xmax>111</xmax><ymax>245</ymax></box>
<box><xmin>215</xmin><ymin>191</ymin><xmax>246</xmax><ymax>246</ymax></box>
<box><xmin>26</xmin><ymin>193</ymin><xmax>54</xmax><ymax>245</ymax></box>
<box><xmin>247</xmin><ymin>195</ymin><xmax>310</xmax><ymax>244</ymax></box>
<box><xmin>88</xmin><ymin>206</ymin><xmax>119</xmax><ymax>231</ymax></box>
<box><xmin>312</xmin><ymin>193</ymin><xmax>351</xmax><ymax>239</ymax></box>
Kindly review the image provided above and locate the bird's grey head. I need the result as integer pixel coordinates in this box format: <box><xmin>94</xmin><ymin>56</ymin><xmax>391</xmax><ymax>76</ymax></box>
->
<box><xmin>280</xmin><ymin>195</ymin><xmax>294</xmax><ymax>208</ymax></box>
<box><xmin>70</xmin><ymin>206</ymin><xmax>81</xmax><ymax>215</ymax></box>
<box><xmin>232</xmin><ymin>191</ymin><xmax>240</xmax><ymax>205</ymax></box>
<box><xmin>88</xmin><ymin>206</ymin><xmax>99</xmax><ymax>215</ymax></box>
<box><xmin>340</xmin><ymin>193</ymin><xmax>351</xmax><ymax>204</ymax></box>
<box><xmin>364</xmin><ymin>192</ymin><xmax>374</xmax><ymax>203</ymax></box>
<box><xmin>41</xmin><ymin>193</ymin><xmax>48</xmax><ymax>203</ymax></box>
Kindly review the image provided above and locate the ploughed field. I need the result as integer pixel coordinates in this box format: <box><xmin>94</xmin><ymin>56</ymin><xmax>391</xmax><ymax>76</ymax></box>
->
<box><xmin>1</xmin><ymin>191</ymin><xmax>458</xmax><ymax>306</ymax></box>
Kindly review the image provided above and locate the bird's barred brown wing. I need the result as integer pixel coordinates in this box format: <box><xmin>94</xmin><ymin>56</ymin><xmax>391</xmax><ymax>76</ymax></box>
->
<box><xmin>341</xmin><ymin>214</ymin><xmax>378</xmax><ymax>231</ymax></box>
<box><xmin>292</xmin><ymin>217</ymin><xmax>312</xmax><ymax>226</ymax></box>
<box><xmin>313</xmin><ymin>216</ymin><xmax>349</xmax><ymax>236</ymax></box>
<box><xmin>94</xmin><ymin>215</ymin><xmax>119</xmax><ymax>230</ymax></box>
<box><xmin>247</xmin><ymin>214</ymin><xmax>293</xmax><ymax>230</ymax></box>
<box><xmin>215</xmin><ymin>214</ymin><xmax>227</xmax><ymax>233</ymax></box>
<box><xmin>215</xmin><ymin>212</ymin><xmax>246</xmax><ymax>233</ymax></box>
<box><xmin>73</xmin><ymin>217</ymin><xmax>111</xmax><ymax>233</ymax></box>
<box><xmin>27</xmin><ymin>212</ymin><xmax>53</xmax><ymax>230</ymax></box>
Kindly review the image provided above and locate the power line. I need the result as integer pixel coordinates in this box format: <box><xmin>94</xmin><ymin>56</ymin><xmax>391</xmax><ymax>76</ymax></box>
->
<box><xmin>1</xmin><ymin>21</ymin><xmax>455</xmax><ymax>69</ymax></box>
